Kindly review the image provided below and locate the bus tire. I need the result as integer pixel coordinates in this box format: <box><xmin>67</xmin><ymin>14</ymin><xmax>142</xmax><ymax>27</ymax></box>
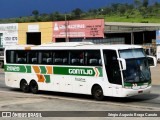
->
<box><xmin>92</xmin><ymin>85</ymin><xmax>104</xmax><ymax>101</ymax></box>
<box><xmin>20</xmin><ymin>80</ymin><xmax>30</xmax><ymax>93</ymax></box>
<box><xmin>30</xmin><ymin>80</ymin><xmax>38</xmax><ymax>94</ymax></box>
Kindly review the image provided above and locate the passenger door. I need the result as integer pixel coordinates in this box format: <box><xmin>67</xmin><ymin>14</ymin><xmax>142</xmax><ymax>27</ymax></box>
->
<box><xmin>103</xmin><ymin>50</ymin><xmax>122</xmax><ymax>96</ymax></box>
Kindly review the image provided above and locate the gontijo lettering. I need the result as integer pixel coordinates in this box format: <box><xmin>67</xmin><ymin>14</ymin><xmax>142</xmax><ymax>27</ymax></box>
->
<box><xmin>69</xmin><ymin>69</ymin><xmax>93</xmax><ymax>75</ymax></box>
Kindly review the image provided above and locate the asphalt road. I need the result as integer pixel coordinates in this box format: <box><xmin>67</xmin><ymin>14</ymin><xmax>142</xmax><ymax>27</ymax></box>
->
<box><xmin>0</xmin><ymin>72</ymin><xmax>160</xmax><ymax>109</ymax></box>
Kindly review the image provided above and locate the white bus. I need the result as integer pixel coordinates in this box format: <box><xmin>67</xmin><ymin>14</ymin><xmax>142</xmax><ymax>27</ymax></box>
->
<box><xmin>4</xmin><ymin>42</ymin><xmax>157</xmax><ymax>100</ymax></box>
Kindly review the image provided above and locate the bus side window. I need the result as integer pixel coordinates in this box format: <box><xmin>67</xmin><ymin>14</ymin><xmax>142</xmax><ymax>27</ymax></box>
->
<box><xmin>85</xmin><ymin>50</ymin><xmax>101</xmax><ymax>66</ymax></box>
<box><xmin>17</xmin><ymin>58</ymin><xmax>26</xmax><ymax>63</ymax></box>
<box><xmin>47</xmin><ymin>58</ymin><xmax>52</xmax><ymax>64</ymax></box>
<box><xmin>16</xmin><ymin>50</ymin><xmax>27</xmax><ymax>64</ymax></box>
<box><xmin>70</xmin><ymin>50</ymin><xmax>84</xmax><ymax>65</ymax></box>
<box><xmin>63</xmin><ymin>58</ymin><xmax>68</xmax><ymax>64</ymax></box>
<box><xmin>6</xmin><ymin>50</ymin><xmax>15</xmax><ymax>63</ymax></box>
<box><xmin>54</xmin><ymin>58</ymin><xmax>62</xmax><ymax>64</ymax></box>
<box><xmin>54</xmin><ymin>51</ymin><xmax>68</xmax><ymax>65</ymax></box>
<box><xmin>40</xmin><ymin>51</ymin><xmax>53</xmax><ymax>64</ymax></box>
<box><xmin>28</xmin><ymin>51</ymin><xmax>38</xmax><ymax>64</ymax></box>
<box><xmin>99</xmin><ymin>59</ymin><xmax>102</xmax><ymax>65</ymax></box>
<box><xmin>32</xmin><ymin>58</ymin><xmax>37</xmax><ymax>63</ymax></box>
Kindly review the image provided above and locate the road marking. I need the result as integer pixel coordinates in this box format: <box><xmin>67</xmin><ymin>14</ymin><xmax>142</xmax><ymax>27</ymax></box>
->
<box><xmin>0</xmin><ymin>90</ymin><xmax>160</xmax><ymax>110</ymax></box>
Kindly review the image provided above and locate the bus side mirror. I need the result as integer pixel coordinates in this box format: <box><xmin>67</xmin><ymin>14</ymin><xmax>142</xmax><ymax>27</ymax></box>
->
<box><xmin>117</xmin><ymin>58</ymin><xmax>126</xmax><ymax>70</ymax></box>
<box><xmin>147</xmin><ymin>56</ymin><xmax>157</xmax><ymax>67</ymax></box>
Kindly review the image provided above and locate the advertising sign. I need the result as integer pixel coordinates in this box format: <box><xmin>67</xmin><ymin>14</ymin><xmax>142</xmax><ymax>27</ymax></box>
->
<box><xmin>0</xmin><ymin>23</ymin><xmax>18</xmax><ymax>46</ymax></box>
<box><xmin>53</xmin><ymin>19</ymin><xmax>104</xmax><ymax>38</ymax></box>
<box><xmin>28</xmin><ymin>25</ymin><xmax>39</xmax><ymax>32</ymax></box>
<box><xmin>156</xmin><ymin>30</ymin><xmax>160</xmax><ymax>44</ymax></box>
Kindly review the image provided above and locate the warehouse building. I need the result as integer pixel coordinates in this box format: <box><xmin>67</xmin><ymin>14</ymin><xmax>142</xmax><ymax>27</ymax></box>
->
<box><xmin>105</xmin><ymin>22</ymin><xmax>160</xmax><ymax>45</ymax></box>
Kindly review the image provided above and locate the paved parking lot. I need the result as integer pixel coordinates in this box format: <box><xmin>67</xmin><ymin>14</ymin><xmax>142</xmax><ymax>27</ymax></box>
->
<box><xmin>150</xmin><ymin>64</ymin><xmax>160</xmax><ymax>85</ymax></box>
<box><xmin>0</xmin><ymin>68</ymin><xmax>3</xmax><ymax>73</ymax></box>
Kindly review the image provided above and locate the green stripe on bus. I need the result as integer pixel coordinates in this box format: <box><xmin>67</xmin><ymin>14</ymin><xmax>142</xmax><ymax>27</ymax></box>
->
<box><xmin>26</xmin><ymin>66</ymin><xmax>31</xmax><ymax>73</ymax></box>
<box><xmin>5</xmin><ymin>65</ymin><xmax>103</xmax><ymax>77</ymax></box>
<box><xmin>44</xmin><ymin>75</ymin><xmax>50</xmax><ymax>83</ymax></box>
<box><xmin>40</xmin><ymin>66</ymin><xmax>47</xmax><ymax>74</ymax></box>
<box><xmin>53</xmin><ymin>66</ymin><xmax>103</xmax><ymax>77</ymax></box>
<box><xmin>124</xmin><ymin>82</ymin><xmax>150</xmax><ymax>87</ymax></box>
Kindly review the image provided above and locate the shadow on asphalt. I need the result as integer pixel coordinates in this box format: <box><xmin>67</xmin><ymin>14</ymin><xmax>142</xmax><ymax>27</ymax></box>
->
<box><xmin>9</xmin><ymin>88</ymin><xmax>159</xmax><ymax>103</ymax></box>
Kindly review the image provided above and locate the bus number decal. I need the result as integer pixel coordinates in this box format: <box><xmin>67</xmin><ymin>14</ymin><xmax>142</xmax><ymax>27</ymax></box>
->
<box><xmin>5</xmin><ymin>65</ymin><xmax>27</xmax><ymax>73</ymax></box>
<box><xmin>6</xmin><ymin>66</ymin><xmax>20</xmax><ymax>72</ymax></box>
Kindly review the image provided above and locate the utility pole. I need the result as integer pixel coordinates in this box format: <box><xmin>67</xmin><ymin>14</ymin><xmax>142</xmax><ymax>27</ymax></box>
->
<box><xmin>65</xmin><ymin>13</ymin><xmax>69</xmax><ymax>42</ymax></box>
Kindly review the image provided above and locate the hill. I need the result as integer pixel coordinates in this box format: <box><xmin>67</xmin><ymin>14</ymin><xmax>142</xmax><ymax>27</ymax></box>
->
<box><xmin>0</xmin><ymin>1</ymin><xmax>160</xmax><ymax>23</ymax></box>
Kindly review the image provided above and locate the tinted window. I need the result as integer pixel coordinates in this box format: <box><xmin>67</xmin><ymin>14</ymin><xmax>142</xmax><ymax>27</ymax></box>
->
<box><xmin>28</xmin><ymin>51</ymin><xmax>38</xmax><ymax>64</ymax></box>
<box><xmin>6</xmin><ymin>50</ymin><xmax>15</xmax><ymax>63</ymax></box>
<box><xmin>103</xmin><ymin>50</ymin><xmax>122</xmax><ymax>85</ymax></box>
<box><xmin>70</xmin><ymin>50</ymin><xmax>84</xmax><ymax>65</ymax></box>
<box><xmin>40</xmin><ymin>51</ymin><xmax>53</xmax><ymax>64</ymax></box>
<box><xmin>54</xmin><ymin>51</ymin><xmax>69</xmax><ymax>65</ymax></box>
<box><xmin>85</xmin><ymin>50</ymin><xmax>101</xmax><ymax>66</ymax></box>
<box><xmin>6</xmin><ymin>50</ymin><xmax>102</xmax><ymax>66</ymax></box>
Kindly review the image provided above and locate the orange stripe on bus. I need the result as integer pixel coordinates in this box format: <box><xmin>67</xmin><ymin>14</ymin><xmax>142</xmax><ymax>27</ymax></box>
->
<box><xmin>46</xmin><ymin>66</ymin><xmax>53</xmax><ymax>74</ymax></box>
<box><xmin>33</xmin><ymin>66</ymin><xmax>40</xmax><ymax>73</ymax></box>
<box><xmin>37</xmin><ymin>74</ymin><xmax>45</xmax><ymax>82</ymax></box>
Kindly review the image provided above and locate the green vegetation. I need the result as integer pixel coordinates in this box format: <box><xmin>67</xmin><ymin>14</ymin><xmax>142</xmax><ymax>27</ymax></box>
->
<box><xmin>0</xmin><ymin>0</ymin><xmax>160</xmax><ymax>23</ymax></box>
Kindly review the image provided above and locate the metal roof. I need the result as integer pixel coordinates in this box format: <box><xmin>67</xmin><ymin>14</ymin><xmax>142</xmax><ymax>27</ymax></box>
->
<box><xmin>105</xmin><ymin>22</ymin><xmax>160</xmax><ymax>27</ymax></box>
<box><xmin>105</xmin><ymin>22</ymin><xmax>160</xmax><ymax>33</ymax></box>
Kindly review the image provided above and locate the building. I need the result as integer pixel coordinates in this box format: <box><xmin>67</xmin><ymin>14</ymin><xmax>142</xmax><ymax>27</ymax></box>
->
<box><xmin>18</xmin><ymin>22</ymin><xmax>52</xmax><ymax>45</ymax></box>
<box><xmin>0</xmin><ymin>19</ymin><xmax>160</xmax><ymax>47</ymax></box>
<box><xmin>0</xmin><ymin>23</ymin><xmax>18</xmax><ymax>47</ymax></box>
<box><xmin>105</xmin><ymin>22</ymin><xmax>160</xmax><ymax>45</ymax></box>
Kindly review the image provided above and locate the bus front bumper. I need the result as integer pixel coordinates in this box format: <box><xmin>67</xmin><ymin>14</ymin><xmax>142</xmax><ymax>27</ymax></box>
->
<box><xmin>121</xmin><ymin>86</ymin><xmax>151</xmax><ymax>97</ymax></box>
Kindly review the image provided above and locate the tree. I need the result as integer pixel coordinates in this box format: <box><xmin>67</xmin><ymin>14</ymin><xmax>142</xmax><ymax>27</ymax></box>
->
<box><xmin>117</xmin><ymin>4</ymin><xmax>127</xmax><ymax>16</ymax></box>
<box><xmin>143</xmin><ymin>0</ymin><xmax>149</xmax><ymax>8</ymax></box>
<box><xmin>32</xmin><ymin>10</ymin><xmax>39</xmax><ymax>16</ymax></box>
<box><xmin>49</xmin><ymin>12</ymin><xmax>65</xmax><ymax>21</ymax></box>
<box><xmin>134</xmin><ymin>0</ymin><xmax>141</xmax><ymax>9</ymax></box>
<box><xmin>32</xmin><ymin>10</ymin><xmax>39</xmax><ymax>21</ymax></box>
<box><xmin>111</xmin><ymin>3</ymin><xmax>119</xmax><ymax>13</ymax></box>
<box><xmin>71</xmin><ymin>8</ymin><xmax>83</xmax><ymax>19</ymax></box>
<box><xmin>100</xmin><ymin>7</ymin><xmax>112</xmax><ymax>15</ymax></box>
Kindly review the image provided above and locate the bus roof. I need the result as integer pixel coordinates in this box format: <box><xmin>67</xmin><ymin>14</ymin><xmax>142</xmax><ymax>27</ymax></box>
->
<box><xmin>5</xmin><ymin>42</ymin><xmax>142</xmax><ymax>50</ymax></box>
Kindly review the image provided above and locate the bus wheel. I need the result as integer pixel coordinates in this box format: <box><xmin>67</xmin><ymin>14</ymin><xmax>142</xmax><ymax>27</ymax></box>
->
<box><xmin>30</xmin><ymin>80</ymin><xmax>38</xmax><ymax>94</ymax></box>
<box><xmin>92</xmin><ymin>85</ymin><xmax>104</xmax><ymax>101</ymax></box>
<box><xmin>20</xmin><ymin>80</ymin><xmax>29</xmax><ymax>93</ymax></box>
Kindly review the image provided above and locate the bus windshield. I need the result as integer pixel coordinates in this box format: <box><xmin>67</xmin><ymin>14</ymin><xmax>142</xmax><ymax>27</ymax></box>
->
<box><xmin>119</xmin><ymin>49</ymin><xmax>151</xmax><ymax>83</ymax></box>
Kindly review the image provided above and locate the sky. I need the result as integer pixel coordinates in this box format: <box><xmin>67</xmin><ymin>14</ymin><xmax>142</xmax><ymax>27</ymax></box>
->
<box><xmin>0</xmin><ymin>0</ymin><xmax>160</xmax><ymax>18</ymax></box>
